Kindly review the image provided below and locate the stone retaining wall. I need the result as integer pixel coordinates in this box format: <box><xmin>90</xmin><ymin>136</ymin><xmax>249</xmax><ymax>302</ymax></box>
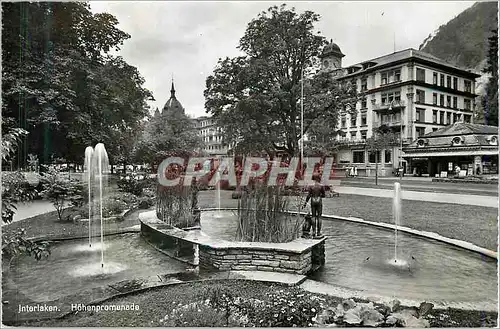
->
<box><xmin>198</xmin><ymin>240</ymin><xmax>325</xmax><ymax>275</ymax></box>
<box><xmin>139</xmin><ymin>210</ymin><xmax>326</xmax><ymax>275</ymax></box>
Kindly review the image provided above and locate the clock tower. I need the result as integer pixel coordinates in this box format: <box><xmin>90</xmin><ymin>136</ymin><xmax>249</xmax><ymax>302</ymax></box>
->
<box><xmin>319</xmin><ymin>39</ymin><xmax>345</xmax><ymax>77</ymax></box>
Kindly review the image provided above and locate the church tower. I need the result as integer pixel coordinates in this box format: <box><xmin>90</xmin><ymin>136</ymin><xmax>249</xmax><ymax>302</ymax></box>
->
<box><xmin>162</xmin><ymin>77</ymin><xmax>185</xmax><ymax>116</ymax></box>
<box><xmin>319</xmin><ymin>39</ymin><xmax>345</xmax><ymax>75</ymax></box>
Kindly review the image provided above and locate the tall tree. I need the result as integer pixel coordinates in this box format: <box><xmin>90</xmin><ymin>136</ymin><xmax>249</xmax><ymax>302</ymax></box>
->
<box><xmin>204</xmin><ymin>5</ymin><xmax>357</xmax><ymax>157</ymax></box>
<box><xmin>135</xmin><ymin>111</ymin><xmax>203</xmax><ymax>169</ymax></box>
<box><xmin>365</xmin><ymin>125</ymin><xmax>398</xmax><ymax>185</ymax></box>
<box><xmin>481</xmin><ymin>29</ymin><xmax>498</xmax><ymax>126</ymax></box>
<box><xmin>2</xmin><ymin>2</ymin><xmax>153</xmax><ymax>167</ymax></box>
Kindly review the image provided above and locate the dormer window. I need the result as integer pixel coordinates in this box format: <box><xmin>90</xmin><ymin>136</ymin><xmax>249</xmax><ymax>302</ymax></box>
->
<box><xmin>452</xmin><ymin>136</ymin><xmax>464</xmax><ymax>146</ymax></box>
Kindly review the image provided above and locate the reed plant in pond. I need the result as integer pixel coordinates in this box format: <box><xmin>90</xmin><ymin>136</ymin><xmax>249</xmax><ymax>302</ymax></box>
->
<box><xmin>156</xmin><ymin>183</ymin><xmax>197</xmax><ymax>228</ymax></box>
<box><xmin>236</xmin><ymin>182</ymin><xmax>302</xmax><ymax>243</ymax></box>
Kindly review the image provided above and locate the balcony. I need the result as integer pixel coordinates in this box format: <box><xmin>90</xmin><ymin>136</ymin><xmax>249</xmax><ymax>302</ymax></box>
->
<box><xmin>374</xmin><ymin>120</ymin><xmax>404</xmax><ymax>128</ymax></box>
<box><xmin>373</xmin><ymin>100</ymin><xmax>406</xmax><ymax>112</ymax></box>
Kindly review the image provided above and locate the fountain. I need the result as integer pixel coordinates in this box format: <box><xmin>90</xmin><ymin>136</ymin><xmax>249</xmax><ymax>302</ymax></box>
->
<box><xmin>213</xmin><ymin>162</ymin><xmax>223</xmax><ymax>218</ymax></box>
<box><xmin>84</xmin><ymin>146</ymin><xmax>94</xmax><ymax>247</ymax></box>
<box><xmin>92</xmin><ymin>143</ymin><xmax>110</xmax><ymax>268</ymax></box>
<box><xmin>391</xmin><ymin>182</ymin><xmax>406</xmax><ymax>266</ymax></box>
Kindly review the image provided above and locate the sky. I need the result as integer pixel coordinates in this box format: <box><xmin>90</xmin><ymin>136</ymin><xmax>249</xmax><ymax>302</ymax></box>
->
<box><xmin>89</xmin><ymin>1</ymin><xmax>475</xmax><ymax>118</ymax></box>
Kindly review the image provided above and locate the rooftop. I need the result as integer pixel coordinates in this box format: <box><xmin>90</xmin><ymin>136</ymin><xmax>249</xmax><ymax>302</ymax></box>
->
<box><xmin>340</xmin><ymin>48</ymin><xmax>481</xmax><ymax>79</ymax></box>
<box><xmin>424</xmin><ymin>122</ymin><xmax>498</xmax><ymax>138</ymax></box>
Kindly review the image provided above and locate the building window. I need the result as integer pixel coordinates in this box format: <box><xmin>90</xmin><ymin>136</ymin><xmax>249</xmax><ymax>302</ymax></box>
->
<box><xmin>350</xmin><ymin>131</ymin><xmax>357</xmax><ymax>140</ymax></box>
<box><xmin>384</xmin><ymin>150</ymin><xmax>392</xmax><ymax>163</ymax></box>
<box><xmin>464</xmin><ymin>80</ymin><xmax>472</xmax><ymax>93</ymax></box>
<box><xmin>361</xmin><ymin>78</ymin><xmax>367</xmax><ymax>91</ymax></box>
<box><xmin>341</xmin><ymin>118</ymin><xmax>346</xmax><ymax>128</ymax></box>
<box><xmin>447</xmin><ymin>112</ymin><xmax>452</xmax><ymax>124</ymax></box>
<box><xmin>446</xmin><ymin>76</ymin><xmax>451</xmax><ymax>88</ymax></box>
<box><xmin>381</xmin><ymin>72</ymin><xmax>388</xmax><ymax>85</ymax></box>
<box><xmin>351</xmin><ymin>116</ymin><xmax>357</xmax><ymax>127</ymax></box>
<box><xmin>416</xmin><ymin>89</ymin><xmax>425</xmax><ymax>104</ymax></box>
<box><xmin>394</xmin><ymin>69</ymin><xmax>401</xmax><ymax>82</ymax></box>
<box><xmin>453</xmin><ymin>77</ymin><xmax>458</xmax><ymax>89</ymax></box>
<box><xmin>361</xmin><ymin>115</ymin><xmax>367</xmax><ymax>126</ymax></box>
<box><xmin>464</xmin><ymin>114</ymin><xmax>471</xmax><ymax>123</ymax></box>
<box><xmin>454</xmin><ymin>113</ymin><xmax>458</xmax><ymax>122</ymax></box>
<box><xmin>433</xmin><ymin>93</ymin><xmax>437</xmax><ymax>105</ymax></box>
<box><xmin>439</xmin><ymin>111</ymin><xmax>444</xmax><ymax>124</ymax></box>
<box><xmin>361</xmin><ymin>131</ymin><xmax>367</xmax><ymax>140</ymax></box>
<box><xmin>464</xmin><ymin>99</ymin><xmax>472</xmax><ymax>110</ymax></box>
<box><xmin>381</xmin><ymin>90</ymin><xmax>401</xmax><ymax>105</ymax></box>
<box><xmin>416</xmin><ymin>68</ymin><xmax>425</xmax><ymax>82</ymax></box>
<box><xmin>433</xmin><ymin>110</ymin><xmax>438</xmax><ymax>123</ymax></box>
<box><xmin>453</xmin><ymin>97</ymin><xmax>457</xmax><ymax>109</ymax></box>
<box><xmin>416</xmin><ymin>127</ymin><xmax>426</xmax><ymax>137</ymax></box>
<box><xmin>440</xmin><ymin>94</ymin><xmax>444</xmax><ymax>106</ymax></box>
<box><xmin>440</xmin><ymin>74</ymin><xmax>445</xmax><ymax>86</ymax></box>
<box><xmin>433</xmin><ymin>72</ymin><xmax>438</xmax><ymax>85</ymax></box>
<box><xmin>416</xmin><ymin>108</ymin><xmax>425</xmax><ymax>123</ymax></box>
<box><xmin>368</xmin><ymin>151</ymin><xmax>379</xmax><ymax>163</ymax></box>
<box><xmin>353</xmin><ymin>151</ymin><xmax>365</xmax><ymax>163</ymax></box>
<box><xmin>446</xmin><ymin>96</ymin><xmax>451</xmax><ymax>108</ymax></box>
<box><xmin>361</xmin><ymin>99</ymin><xmax>367</xmax><ymax>109</ymax></box>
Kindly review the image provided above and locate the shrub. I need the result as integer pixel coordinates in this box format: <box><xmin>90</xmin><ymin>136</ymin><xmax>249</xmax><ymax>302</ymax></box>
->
<box><xmin>2</xmin><ymin>171</ymin><xmax>39</xmax><ymax>223</ymax></box>
<box><xmin>2</xmin><ymin>228</ymin><xmax>51</xmax><ymax>261</ymax></box>
<box><xmin>137</xmin><ymin>197</ymin><xmax>154</xmax><ymax>209</ymax></box>
<box><xmin>161</xmin><ymin>301</ymin><xmax>227</xmax><ymax>327</ymax></box>
<box><xmin>117</xmin><ymin>176</ymin><xmax>144</xmax><ymax>196</ymax></box>
<box><xmin>317</xmin><ymin>299</ymin><xmax>433</xmax><ymax>328</ymax></box>
<box><xmin>103</xmin><ymin>199</ymin><xmax>127</xmax><ymax>217</ymax></box>
<box><xmin>40</xmin><ymin>167</ymin><xmax>84</xmax><ymax>221</ymax></box>
<box><xmin>247</xmin><ymin>290</ymin><xmax>322</xmax><ymax>327</ymax></box>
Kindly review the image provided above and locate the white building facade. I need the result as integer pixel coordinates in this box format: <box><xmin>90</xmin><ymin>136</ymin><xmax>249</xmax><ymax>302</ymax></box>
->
<box><xmin>192</xmin><ymin>116</ymin><xmax>228</xmax><ymax>156</ymax></box>
<box><xmin>319</xmin><ymin>42</ymin><xmax>480</xmax><ymax>176</ymax></box>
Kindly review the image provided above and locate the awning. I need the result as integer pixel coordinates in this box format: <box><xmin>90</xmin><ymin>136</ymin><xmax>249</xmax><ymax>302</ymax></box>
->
<box><xmin>403</xmin><ymin>150</ymin><xmax>498</xmax><ymax>158</ymax></box>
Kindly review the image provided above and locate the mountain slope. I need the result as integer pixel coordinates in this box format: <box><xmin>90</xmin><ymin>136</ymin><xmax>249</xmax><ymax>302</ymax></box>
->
<box><xmin>419</xmin><ymin>1</ymin><xmax>498</xmax><ymax>71</ymax></box>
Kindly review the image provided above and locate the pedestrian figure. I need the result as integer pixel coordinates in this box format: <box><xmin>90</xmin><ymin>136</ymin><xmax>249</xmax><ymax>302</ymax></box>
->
<box><xmin>302</xmin><ymin>175</ymin><xmax>326</xmax><ymax>238</ymax></box>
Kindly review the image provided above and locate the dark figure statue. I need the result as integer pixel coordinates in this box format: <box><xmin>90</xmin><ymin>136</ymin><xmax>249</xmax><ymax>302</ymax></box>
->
<box><xmin>302</xmin><ymin>175</ymin><xmax>326</xmax><ymax>239</ymax></box>
<box><xmin>190</xmin><ymin>177</ymin><xmax>199</xmax><ymax>210</ymax></box>
<box><xmin>302</xmin><ymin>213</ymin><xmax>313</xmax><ymax>238</ymax></box>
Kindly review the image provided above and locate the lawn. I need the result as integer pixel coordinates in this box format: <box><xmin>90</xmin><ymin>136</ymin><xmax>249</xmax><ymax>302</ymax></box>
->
<box><xmin>22</xmin><ymin>280</ymin><xmax>497</xmax><ymax>327</ymax></box>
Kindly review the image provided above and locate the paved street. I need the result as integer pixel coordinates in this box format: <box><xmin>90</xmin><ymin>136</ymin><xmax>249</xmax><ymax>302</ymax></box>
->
<box><xmin>2</xmin><ymin>200</ymin><xmax>69</xmax><ymax>226</ymax></box>
<box><xmin>334</xmin><ymin>186</ymin><xmax>498</xmax><ymax>208</ymax></box>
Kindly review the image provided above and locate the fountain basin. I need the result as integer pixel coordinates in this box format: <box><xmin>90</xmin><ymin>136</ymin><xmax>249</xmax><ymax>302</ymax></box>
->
<box><xmin>8</xmin><ymin>233</ymin><xmax>189</xmax><ymax>302</ymax></box>
<box><xmin>139</xmin><ymin>210</ymin><xmax>326</xmax><ymax>275</ymax></box>
<box><xmin>196</xmin><ymin>209</ymin><xmax>497</xmax><ymax>305</ymax></box>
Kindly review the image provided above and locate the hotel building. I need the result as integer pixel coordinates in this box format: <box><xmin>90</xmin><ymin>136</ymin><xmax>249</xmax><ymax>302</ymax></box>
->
<box><xmin>191</xmin><ymin>116</ymin><xmax>228</xmax><ymax>156</ymax></box>
<box><xmin>319</xmin><ymin>41</ymin><xmax>481</xmax><ymax>176</ymax></box>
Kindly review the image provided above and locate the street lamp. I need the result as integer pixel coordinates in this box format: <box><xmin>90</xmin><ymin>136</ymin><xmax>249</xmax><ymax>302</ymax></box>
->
<box><xmin>301</xmin><ymin>68</ymin><xmax>304</xmax><ymax>165</ymax></box>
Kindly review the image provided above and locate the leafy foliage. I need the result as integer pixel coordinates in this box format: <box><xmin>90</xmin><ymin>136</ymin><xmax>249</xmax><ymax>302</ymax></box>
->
<box><xmin>204</xmin><ymin>4</ymin><xmax>357</xmax><ymax>156</ymax></box>
<box><xmin>2</xmin><ymin>2</ymin><xmax>153</xmax><ymax>167</ymax></box>
<box><xmin>2</xmin><ymin>228</ymin><xmax>51</xmax><ymax>261</ymax></box>
<box><xmin>480</xmin><ymin>29</ymin><xmax>498</xmax><ymax>126</ymax></box>
<box><xmin>135</xmin><ymin>111</ymin><xmax>202</xmax><ymax>167</ymax></box>
<box><xmin>2</xmin><ymin>171</ymin><xmax>40</xmax><ymax>224</ymax></box>
<box><xmin>317</xmin><ymin>298</ymin><xmax>434</xmax><ymax>328</ymax></box>
<box><xmin>40</xmin><ymin>167</ymin><xmax>84</xmax><ymax>221</ymax></box>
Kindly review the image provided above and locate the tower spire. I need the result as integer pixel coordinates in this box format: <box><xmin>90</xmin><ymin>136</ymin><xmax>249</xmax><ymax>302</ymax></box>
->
<box><xmin>171</xmin><ymin>74</ymin><xmax>176</xmax><ymax>98</ymax></box>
